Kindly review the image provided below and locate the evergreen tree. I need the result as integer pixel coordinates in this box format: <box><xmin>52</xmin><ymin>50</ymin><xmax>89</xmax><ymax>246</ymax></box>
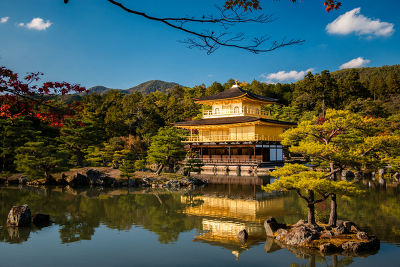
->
<box><xmin>184</xmin><ymin>152</ymin><xmax>204</xmax><ymax>177</ymax></box>
<box><xmin>264</xmin><ymin>164</ymin><xmax>362</xmax><ymax>225</ymax></box>
<box><xmin>147</xmin><ymin>126</ymin><xmax>186</xmax><ymax>175</ymax></box>
<box><xmin>15</xmin><ymin>138</ymin><xmax>69</xmax><ymax>180</ymax></box>
<box><xmin>119</xmin><ymin>159</ymin><xmax>136</xmax><ymax>185</ymax></box>
<box><xmin>281</xmin><ymin>109</ymin><xmax>394</xmax><ymax>226</ymax></box>
<box><xmin>205</xmin><ymin>82</ymin><xmax>224</xmax><ymax>96</ymax></box>
<box><xmin>58</xmin><ymin>117</ymin><xmax>102</xmax><ymax>166</ymax></box>
<box><xmin>0</xmin><ymin>117</ymin><xmax>36</xmax><ymax>173</ymax></box>
<box><xmin>134</xmin><ymin>159</ymin><xmax>146</xmax><ymax>171</ymax></box>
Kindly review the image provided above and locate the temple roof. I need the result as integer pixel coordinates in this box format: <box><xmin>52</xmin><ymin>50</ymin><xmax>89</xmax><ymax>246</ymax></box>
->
<box><xmin>174</xmin><ymin>116</ymin><xmax>296</xmax><ymax>127</ymax></box>
<box><xmin>193</xmin><ymin>85</ymin><xmax>278</xmax><ymax>103</ymax></box>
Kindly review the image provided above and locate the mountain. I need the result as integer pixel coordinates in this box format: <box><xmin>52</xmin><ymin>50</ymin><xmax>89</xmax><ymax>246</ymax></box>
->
<box><xmin>127</xmin><ymin>80</ymin><xmax>180</xmax><ymax>94</ymax></box>
<box><xmin>86</xmin><ymin>80</ymin><xmax>181</xmax><ymax>95</ymax></box>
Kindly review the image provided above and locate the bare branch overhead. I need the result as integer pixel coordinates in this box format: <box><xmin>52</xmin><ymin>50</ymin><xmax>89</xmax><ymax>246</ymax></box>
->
<box><xmin>105</xmin><ymin>0</ymin><xmax>304</xmax><ymax>54</ymax></box>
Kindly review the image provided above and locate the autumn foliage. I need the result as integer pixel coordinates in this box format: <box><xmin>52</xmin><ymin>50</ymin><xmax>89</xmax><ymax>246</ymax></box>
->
<box><xmin>0</xmin><ymin>66</ymin><xmax>86</xmax><ymax>126</ymax></box>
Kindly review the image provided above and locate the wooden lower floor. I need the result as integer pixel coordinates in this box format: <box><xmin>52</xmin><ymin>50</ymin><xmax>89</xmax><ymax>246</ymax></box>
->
<box><xmin>187</xmin><ymin>141</ymin><xmax>284</xmax><ymax>166</ymax></box>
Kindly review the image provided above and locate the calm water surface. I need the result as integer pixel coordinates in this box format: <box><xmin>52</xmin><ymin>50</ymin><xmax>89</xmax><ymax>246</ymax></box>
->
<box><xmin>0</xmin><ymin>184</ymin><xmax>399</xmax><ymax>267</ymax></box>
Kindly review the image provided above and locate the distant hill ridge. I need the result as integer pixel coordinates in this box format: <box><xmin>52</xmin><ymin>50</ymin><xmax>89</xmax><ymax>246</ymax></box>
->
<box><xmin>330</xmin><ymin>64</ymin><xmax>400</xmax><ymax>83</ymax></box>
<box><xmin>87</xmin><ymin>80</ymin><xmax>182</xmax><ymax>95</ymax></box>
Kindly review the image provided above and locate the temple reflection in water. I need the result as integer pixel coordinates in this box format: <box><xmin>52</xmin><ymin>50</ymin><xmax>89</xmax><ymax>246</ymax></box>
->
<box><xmin>181</xmin><ymin>185</ymin><xmax>292</xmax><ymax>260</ymax></box>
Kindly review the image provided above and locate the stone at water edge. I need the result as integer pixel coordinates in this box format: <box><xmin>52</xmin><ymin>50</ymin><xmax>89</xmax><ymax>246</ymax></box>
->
<box><xmin>7</xmin><ymin>205</ymin><xmax>31</xmax><ymax>227</ymax></box>
<box><xmin>86</xmin><ymin>169</ymin><xmax>115</xmax><ymax>186</ymax></box>
<box><xmin>275</xmin><ymin>228</ymin><xmax>289</xmax><ymax>242</ymax></box>
<box><xmin>341</xmin><ymin>237</ymin><xmax>380</xmax><ymax>253</ymax></box>
<box><xmin>32</xmin><ymin>214</ymin><xmax>50</xmax><ymax>227</ymax></box>
<box><xmin>65</xmin><ymin>173</ymin><xmax>90</xmax><ymax>187</ymax></box>
<box><xmin>320</xmin><ymin>231</ymin><xmax>334</xmax><ymax>239</ymax></box>
<box><xmin>284</xmin><ymin>224</ymin><xmax>320</xmax><ymax>246</ymax></box>
<box><xmin>356</xmin><ymin>231</ymin><xmax>369</xmax><ymax>240</ymax></box>
<box><xmin>264</xmin><ymin>217</ymin><xmax>286</xmax><ymax>237</ymax></box>
<box><xmin>320</xmin><ymin>243</ymin><xmax>341</xmax><ymax>254</ymax></box>
<box><xmin>237</xmin><ymin>229</ymin><xmax>248</xmax><ymax>243</ymax></box>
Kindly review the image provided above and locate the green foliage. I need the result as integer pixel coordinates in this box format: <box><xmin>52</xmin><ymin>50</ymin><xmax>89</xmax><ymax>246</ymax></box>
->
<box><xmin>282</xmin><ymin>109</ymin><xmax>399</xmax><ymax>173</ymax></box>
<box><xmin>15</xmin><ymin>138</ymin><xmax>69</xmax><ymax>179</ymax></box>
<box><xmin>58</xmin><ymin>117</ymin><xmax>102</xmax><ymax>166</ymax></box>
<box><xmin>134</xmin><ymin>159</ymin><xmax>146</xmax><ymax>170</ymax></box>
<box><xmin>264</xmin><ymin>164</ymin><xmax>363</xmax><ymax>224</ymax></box>
<box><xmin>205</xmin><ymin>82</ymin><xmax>224</xmax><ymax>96</ymax></box>
<box><xmin>119</xmin><ymin>159</ymin><xmax>135</xmax><ymax>179</ymax></box>
<box><xmin>147</xmin><ymin>126</ymin><xmax>186</xmax><ymax>171</ymax></box>
<box><xmin>0</xmin><ymin>117</ymin><xmax>37</xmax><ymax>172</ymax></box>
<box><xmin>85</xmin><ymin>146</ymin><xmax>105</xmax><ymax>166</ymax></box>
<box><xmin>184</xmin><ymin>152</ymin><xmax>204</xmax><ymax>176</ymax></box>
<box><xmin>264</xmin><ymin>164</ymin><xmax>362</xmax><ymax>197</ymax></box>
<box><xmin>264</xmin><ymin>104</ymin><xmax>302</xmax><ymax>123</ymax></box>
<box><xmin>2</xmin><ymin>65</ymin><xmax>400</xmax><ymax>177</ymax></box>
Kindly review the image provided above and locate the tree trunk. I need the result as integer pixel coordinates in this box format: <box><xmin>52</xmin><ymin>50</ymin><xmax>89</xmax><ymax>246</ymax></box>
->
<box><xmin>76</xmin><ymin>150</ymin><xmax>83</xmax><ymax>167</ymax></box>
<box><xmin>307</xmin><ymin>190</ymin><xmax>316</xmax><ymax>225</ymax></box>
<box><xmin>328</xmin><ymin>162</ymin><xmax>338</xmax><ymax>226</ymax></box>
<box><xmin>155</xmin><ymin>164</ymin><xmax>164</xmax><ymax>175</ymax></box>
<box><xmin>44</xmin><ymin>169</ymin><xmax>51</xmax><ymax>183</ymax></box>
<box><xmin>329</xmin><ymin>193</ymin><xmax>337</xmax><ymax>226</ymax></box>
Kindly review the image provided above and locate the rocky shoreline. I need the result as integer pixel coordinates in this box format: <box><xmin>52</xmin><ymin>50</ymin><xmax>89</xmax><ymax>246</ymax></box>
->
<box><xmin>0</xmin><ymin>168</ymin><xmax>207</xmax><ymax>189</ymax></box>
<box><xmin>263</xmin><ymin>217</ymin><xmax>380</xmax><ymax>256</ymax></box>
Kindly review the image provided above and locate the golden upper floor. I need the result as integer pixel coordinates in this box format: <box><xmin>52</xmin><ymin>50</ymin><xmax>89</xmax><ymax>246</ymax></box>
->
<box><xmin>194</xmin><ymin>84</ymin><xmax>278</xmax><ymax>119</ymax></box>
<box><xmin>174</xmin><ymin>83</ymin><xmax>296</xmax><ymax>142</ymax></box>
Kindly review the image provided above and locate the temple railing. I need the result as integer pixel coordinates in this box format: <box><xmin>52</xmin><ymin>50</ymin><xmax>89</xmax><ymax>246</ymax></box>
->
<box><xmin>202</xmin><ymin>109</ymin><xmax>270</xmax><ymax>119</ymax></box>
<box><xmin>183</xmin><ymin>134</ymin><xmax>281</xmax><ymax>142</ymax></box>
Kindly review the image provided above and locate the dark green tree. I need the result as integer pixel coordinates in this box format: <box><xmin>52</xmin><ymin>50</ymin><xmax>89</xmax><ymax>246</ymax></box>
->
<box><xmin>58</xmin><ymin>117</ymin><xmax>102</xmax><ymax>166</ymax></box>
<box><xmin>147</xmin><ymin>126</ymin><xmax>186</xmax><ymax>175</ymax></box>
<box><xmin>205</xmin><ymin>82</ymin><xmax>224</xmax><ymax>96</ymax></box>
<box><xmin>184</xmin><ymin>152</ymin><xmax>204</xmax><ymax>177</ymax></box>
<box><xmin>15</xmin><ymin>138</ymin><xmax>69</xmax><ymax>180</ymax></box>
<box><xmin>119</xmin><ymin>159</ymin><xmax>136</xmax><ymax>185</ymax></box>
<box><xmin>0</xmin><ymin>117</ymin><xmax>36</xmax><ymax>173</ymax></box>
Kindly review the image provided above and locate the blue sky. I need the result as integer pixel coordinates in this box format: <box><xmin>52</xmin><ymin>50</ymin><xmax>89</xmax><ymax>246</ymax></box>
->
<box><xmin>0</xmin><ymin>0</ymin><xmax>398</xmax><ymax>89</ymax></box>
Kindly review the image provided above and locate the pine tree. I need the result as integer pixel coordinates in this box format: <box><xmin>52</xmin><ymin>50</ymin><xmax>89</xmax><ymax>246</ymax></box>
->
<box><xmin>184</xmin><ymin>152</ymin><xmax>203</xmax><ymax>177</ymax></box>
<box><xmin>280</xmin><ymin>109</ymin><xmax>397</xmax><ymax>226</ymax></box>
<box><xmin>58</xmin><ymin>117</ymin><xmax>103</xmax><ymax>167</ymax></box>
<box><xmin>0</xmin><ymin>117</ymin><xmax>37</xmax><ymax>173</ymax></box>
<box><xmin>147</xmin><ymin>126</ymin><xmax>186</xmax><ymax>175</ymax></box>
<box><xmin>263</xmin><ymin>164</ymin><xmax>362</xmax><ymax>225</ymax></box>
<box><xmin>15</xmin><ymin>138</ymin><xmax>69</xmax><ymax>180</ymax></box>
<box><xmin>119</xmin><ymin>159</ymin><xmax>136</xmax><ymax>185</ymax></box>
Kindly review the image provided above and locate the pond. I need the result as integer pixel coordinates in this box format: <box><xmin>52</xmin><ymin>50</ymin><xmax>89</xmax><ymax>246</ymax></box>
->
<box><xmin>0</xmin><ymin>184</ymin><xmax>399</xmax><ymax>267</ymax></box>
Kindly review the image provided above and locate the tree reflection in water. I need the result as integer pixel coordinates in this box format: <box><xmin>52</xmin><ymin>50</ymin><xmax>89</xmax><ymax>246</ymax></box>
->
<box><xmin>0</xmin><ymin>184</ymin><xmax>398</xmax><ymax>265</ymax></box>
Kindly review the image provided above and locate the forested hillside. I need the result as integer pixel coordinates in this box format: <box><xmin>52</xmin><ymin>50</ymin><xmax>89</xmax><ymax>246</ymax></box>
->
<box><xmin>1</xmin><ymin>65</ymin><xmax>399</xmax><ymax>177</ymax></box>
<box><xmin>128</xmin><ymin>80</ymin><xmax>181</xmax><ymax>94</ymax></box>
<box><xmin>85</xmin><ymin>80</ymin><xmax>181</xmax><ymax>95</ymax></box>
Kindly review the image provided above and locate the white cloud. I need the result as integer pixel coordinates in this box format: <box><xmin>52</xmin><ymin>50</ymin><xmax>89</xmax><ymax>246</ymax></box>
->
<box><xmin>261</xmin><ymin>68</ymin><xmax>314</xmax><ymax>82</ymax></box>
<box><xmin>1</xmin><ymin>17</ymin><xmax>9</xmax><ymax>23</ymax></box>
<box><xmin>326</xmin><ymin>7</ymin><xmax>394</xmax><ymax>37</ymax></box>
<box><xmin>19</xmin><ymin>17</ymin><xmax>52</xmax><ymax>30</ymax></box>
<box><xmin>340</xmin><ymin>57</ymin><xmax>370</xmax><ymax>69</ymax></box>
